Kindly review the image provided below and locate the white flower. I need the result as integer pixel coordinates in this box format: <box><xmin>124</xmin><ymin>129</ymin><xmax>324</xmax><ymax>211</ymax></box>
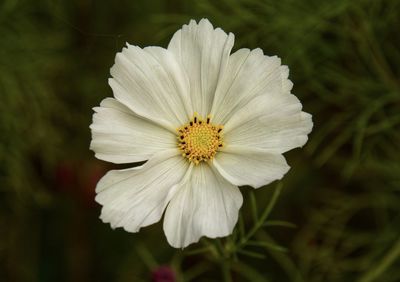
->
<box><xmin>90</xmin><ymin>19</ymin><xmax>312</xmax><ymax>248</ymax></box>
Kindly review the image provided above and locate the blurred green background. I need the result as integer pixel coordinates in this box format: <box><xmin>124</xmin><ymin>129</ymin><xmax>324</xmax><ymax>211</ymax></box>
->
<box><xmin>1</xmin><ymin>0</ymin><xmax>399</xmax><ymax>281</ymax></box>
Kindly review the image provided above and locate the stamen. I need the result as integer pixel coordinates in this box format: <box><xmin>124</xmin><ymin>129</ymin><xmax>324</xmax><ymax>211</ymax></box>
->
<box><xmin>177</xmin><ymin>114</ymin><xmax>224</xmax><ymax>165</ymax></box>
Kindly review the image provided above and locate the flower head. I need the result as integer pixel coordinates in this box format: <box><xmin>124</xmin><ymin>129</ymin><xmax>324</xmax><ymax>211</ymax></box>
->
<box><xmin>90</xmin><ymin>19</ymin><xmax>312</xmax><ymax>248</ymax></box>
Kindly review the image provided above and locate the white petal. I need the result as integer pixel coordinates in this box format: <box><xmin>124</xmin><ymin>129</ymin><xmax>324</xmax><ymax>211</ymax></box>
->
<box><xmin>168</xmin><ymin>19</ymin><xmax>234</xmax><ymax>117</ymax></box>
<box><xmin>96</xmin><ymin>149</ymin><xmax>189</xmax><ymax>232</ymax></box>
<box><xmin>210</xmin><ymin>48</ymin><xmax>292</xmax><ymax>124</ymax></box>
<box><xmin>90</xmin><ymin>98</ymin><xmax>176</xmax><ymax>163</ymax></box>
<box><xmin>163</xmin><ymin>163</ymin><xmax>243</xmax><ymax>248</ymax></box>
<box><xmin>224</xmin><ymin>94</ymin><xmax>313</xmax><ymax>153</ymax></box>
<box><xmin>110</xmin><ymin>45</ymin><xmax>192</xmax><ymax>130</ymax></box>
<box><xmin>213</xmin><ymin>146</ymin><xmax>290</xmax><ymax>188</ymax></box>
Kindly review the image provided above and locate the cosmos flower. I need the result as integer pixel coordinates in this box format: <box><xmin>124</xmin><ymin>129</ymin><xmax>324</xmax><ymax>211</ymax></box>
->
<box><xmin>90</xmin><ymin>19</ymin><xmax>312</xmax><ymax>248</ymax></box>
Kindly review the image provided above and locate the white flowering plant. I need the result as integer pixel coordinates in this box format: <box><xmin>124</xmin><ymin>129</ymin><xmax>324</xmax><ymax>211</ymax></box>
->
<box><xmin>90</xmin><ymin>18</ymin><xmax>312</xmax><ymax>255</ymax></box>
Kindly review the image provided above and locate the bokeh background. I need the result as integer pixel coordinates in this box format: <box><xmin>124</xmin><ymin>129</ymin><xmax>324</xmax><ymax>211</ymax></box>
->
<box><xmin>1</xmin><ymin>0</ymin><xmax>400</xmax><ymax>281</ymax></box>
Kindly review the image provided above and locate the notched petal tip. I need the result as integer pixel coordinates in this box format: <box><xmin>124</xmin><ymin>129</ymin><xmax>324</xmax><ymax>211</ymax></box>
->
<box><xmin>297</xmin><ymin>136</ymin><xmax>309</xmax><ymax>149</ymax></box>
<box><xmin>253</xmin><ymin>47</ymin><xmax>264</xmax><ymax>56</ymax></box>
<box><xmin>198</xmin><ymin>18</ymin><xmax>213</xmax><ymax>28</ymax></box>
<box><xmin>301</xmin><ymin>112</ymin><xmax>314</xmax><ymax>134</ymax></box>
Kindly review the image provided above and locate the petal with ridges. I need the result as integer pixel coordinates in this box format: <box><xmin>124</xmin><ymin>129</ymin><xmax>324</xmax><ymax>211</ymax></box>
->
<box><xmin>163</xmin><ymin>163</ymin><xmax>243</xmax><ymax>248</ymax></box>
<box><xmin>168</xmin><ymin>18</ymin><xmax>234</xmax><ymax>117</ymax></box>
<box><xmin>96</xmin><ymin>149</ymin><xmax>189</xmax><ymax>233</ymax></box>
<box><xmin>110</xmin><ymin>45</ymin><xmax>191</xmax><ymax>130</ymax></box>
<box><xmin>90</xmin><ymin>98</ymin><xmax>176</xmax><ymax>164</ymax></box>
<box><xmin>224</xmin><ymin>94</ymin><xmax>313</xmax><ymax>153</ymax></box>
<box><xmin>213</xmin><ymin>146</ymin><xmax>290</xmax><ymax>188</ymax></box>
<box><xmin>210</xmin><ymin>48</ymin><xmax>292</xmax><ymax>125</ymax></box>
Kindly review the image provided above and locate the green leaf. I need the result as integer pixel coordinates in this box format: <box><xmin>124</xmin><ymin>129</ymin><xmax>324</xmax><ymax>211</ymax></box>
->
<box><xmin>264</xmin><ymin>220</ymin><xmax>297</xmax><ymax>229</ymax></box>
<box><xmin>247</xmin><ymin>241</ymin><xmax>288</xmax><ymax>252</ymax></box>
<box><xmin>237</xmin><ymin>249</ymin><xmax>266</xmax><ymax>259</ymax></box>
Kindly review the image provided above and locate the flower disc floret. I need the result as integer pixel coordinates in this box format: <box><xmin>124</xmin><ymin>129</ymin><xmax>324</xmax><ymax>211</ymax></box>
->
<box><xmin>177</xmin><ymin>114</ymin><xmax>223</xmax><ymax>164</ymax></box>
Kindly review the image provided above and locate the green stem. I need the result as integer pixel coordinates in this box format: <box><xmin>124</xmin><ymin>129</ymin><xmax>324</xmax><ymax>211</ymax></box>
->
<box><xmin>239</xmin><ymin>183</ymin><xmax>283</xmax><ymax>248</ymax></box>
<box><xmin>358</xmin><ymin>236</ymin><xmax>400</xmax><ymax>282</ymax></box>
<box><xmin>221</xmin><ymin>259</ymin><xmax>233</xmax><ymax>282</ymax></box>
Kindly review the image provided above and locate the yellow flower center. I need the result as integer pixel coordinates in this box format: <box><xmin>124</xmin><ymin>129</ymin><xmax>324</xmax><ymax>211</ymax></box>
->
<box><xmin>177</xmin><ymin>114</ymin><xmax>224</xmax><ymax>165</ymax></box>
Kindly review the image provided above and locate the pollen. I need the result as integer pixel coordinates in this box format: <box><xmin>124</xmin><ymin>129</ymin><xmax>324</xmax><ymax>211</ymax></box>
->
<box><xmin>177</xmin><ymin>113</ymin><xmax>224</xmax><ymax>165</ymax></box>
